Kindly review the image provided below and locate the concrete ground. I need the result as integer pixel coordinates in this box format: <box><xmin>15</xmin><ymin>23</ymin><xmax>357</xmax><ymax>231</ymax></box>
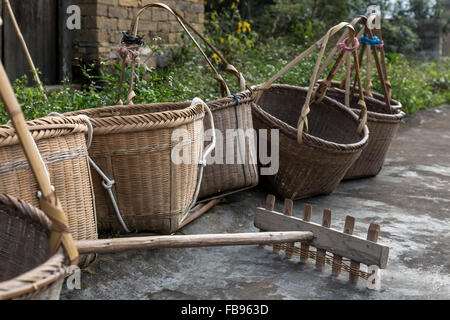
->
<box><xmin>62</xmin><ymin>105</ymin><xmax>450</xmax><ymax>300</ymax></box>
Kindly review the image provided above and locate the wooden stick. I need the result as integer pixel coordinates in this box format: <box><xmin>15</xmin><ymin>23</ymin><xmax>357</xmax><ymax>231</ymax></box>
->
<box><xmin>316</xmin><ymin>209</ymin><xmax>331</xmax><ymax>270</ymax></box>
<box><xmin>283</xmin><ymin>199</ymin><xmax>295</xmax><ymax>259</ymax></box>
<box><xmin>0</xmin><ymin>61</ymin><xmax>78</xmax><ymax>264</ymax></box>
<box><xmin>178</xmin><ymin>197</ymin><xmax>222</xmax><ymax>229</ymax></box>
<box><xmin>3</xmin><ymin>0</ymin><xmax>47</xmax><ymax>98</ymax></box>
<box><xmin>374</xmin><ymin>28</ymin><xmax>391</xmax><ymax>100</ymax></box>
<box><xmin>331</xmin><ymin>216</ymin><xmax>353</xmax><ymax>276</ymax></box>
<box><xmin>76</xmin><ymin>231</ymin><xmax>314</xmax><ymax>254</ymax></box>
<box><xmin>300</xmin><ymin>204</ymin><xmax>312</xmax><ymax>263</ymax></box>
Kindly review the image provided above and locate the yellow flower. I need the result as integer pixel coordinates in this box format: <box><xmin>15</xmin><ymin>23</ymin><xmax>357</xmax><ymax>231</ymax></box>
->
<box><xmin>244</xmin><ymin>22</ymin><xmax>251</xmax><ymax>32</ymax></box>
<box><xmin>237</xmin><ymin>21</ymin><xmax>242</xmax><ymax>34</ymax></box>
<box><xmin>231</xmin><ymin>2</ymin><xmax>236</xmax><ymax>9</ymax></box>
<box><xmin>212</xmin><ymin>53</ymin><xmax>221</xmax><ymax>65</ymax></box>
<box><xmin>220</xmin><ymin>38</ymin><xmax>225</xmax><ymax>43</ymax></box>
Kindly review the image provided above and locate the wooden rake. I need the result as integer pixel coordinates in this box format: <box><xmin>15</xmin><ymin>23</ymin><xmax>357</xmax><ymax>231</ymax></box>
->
<box><xmin>255</xmin><ymin>195</ymin><xmax>389</xmax><ymax>286</ymax></box>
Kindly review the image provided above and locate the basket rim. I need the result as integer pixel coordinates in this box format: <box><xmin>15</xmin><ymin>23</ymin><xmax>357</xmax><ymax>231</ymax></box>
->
<box><xmin>326</xmin><ymin>86</ymin><xmax>406</xmax><ymax>123</ymax></box>
<box><xmin>0</xmin><ymin>194</ymin><xmax>67</xmax><ymax>300</ymax></box>
<box><xmin>0</xmin><ymin>252</ymin><xmax>66</xmax><ymax>300</ymax></box>
<box><xmin>0</xmin><ymin>116</ymin><xmax>88</xmax><ymax>147</ymax></box>
<box><xmin>328</xmin><ymin>80</ymin><xmax>402</xmax><ymax>108</ymax></box>
<box><xmin>252</xmin><ymin>84</ymin><xmax>369</xmax><ymax>153</ymax></box>
<box><xmin>64</xmin><ymin>100</ymin><xmax>206</xmax><ymax>135</ymax></box>
<box><xmin>207</xmin><ymin>90</ymin><xmax>254</xmax><ymax>112</ymax></box>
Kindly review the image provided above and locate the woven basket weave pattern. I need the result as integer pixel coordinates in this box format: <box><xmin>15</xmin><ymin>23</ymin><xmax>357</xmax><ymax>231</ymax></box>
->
<box><xmin>252</xmin><ymin>85</ymin><xmax>368</xmax><ymax>200</ymax></box>
<box><xmin>0</xmin><ymin>194</ymin><xmax>67</xmax><ymax>300</ymax></box>
<box><xmin>0</xmin><ymin>117</ymin><xmax>98</xmax><ymax>242</ymax></box>
<box><xmin>66</xmin><ymin>102</ymin><xmax>205</xmax><ymax>234</ymax></box>
<box><xmin>199</xmin><ymin>91</ymin><xmax>259</xmax><ymax>199</ymax></box>
<box><xmin>325</xmin><ymin>87</ymin><xmax>405</xmax><ymax>179</ymax></box>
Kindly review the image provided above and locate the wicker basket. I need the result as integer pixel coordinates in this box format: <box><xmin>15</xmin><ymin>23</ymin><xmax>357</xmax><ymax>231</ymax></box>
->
<box><xmin>0</xmin><ymin>116</ymin><xmax>98</xmax><ymax>266</ymax></box>
<box><xmin>320</xmin><ymin>17</ymin><xmax>405</xmax><ymax>179</ymax></box>
<box><xmin>252</xmin><ymin>23</ymin><xmax>369</xmax><ymax>200</ymax></box>
<box><xmin>199</xmin><ymin>91</ymin><xmax>257</xmax><ymax>199</ymax></box>
<box><xmin>325</xmin><ymin>87</ymin><xmax>404</xmax><ymax>179</ymax></box>
<box><xmin>65</xmin><ymin>100</ymin><xmax>213</xmax><ymax>234</ymax></box>
<box><xmin>127</xmin><ymin>3</ymin><xmax>258</xmax><ymax>201</ymax></box>
<box><xmin>0</xmin><ymin>194</ymin><xmax>67</xmax><ymax>300</ymax></box>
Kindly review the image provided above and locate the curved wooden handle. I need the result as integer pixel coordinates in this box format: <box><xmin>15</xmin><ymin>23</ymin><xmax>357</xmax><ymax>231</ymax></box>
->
<box><xmin>118</xmin><ymin>2</ymin><xmax>232</xmax><ymax>105</ymax></box>
<box><xmin>295</xmin><ymin>23</ymin><xmax>357</xmax><ymax>144</ymax></box>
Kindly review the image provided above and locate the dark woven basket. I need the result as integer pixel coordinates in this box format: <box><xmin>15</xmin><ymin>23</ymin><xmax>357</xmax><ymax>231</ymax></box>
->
<box><xmin>0</xmin><ymin>194</ymin><xmax>67</xmax><ymax>300</ymax></box>
<box><xmin>325</xmin><ymin>85</ymin><xmax>405</xmax><ymax>179</ymax></box>
<box><xmin>252</xmin><ymin>84</ymin><xmax>368</xmax><ymax>200</ymax></box>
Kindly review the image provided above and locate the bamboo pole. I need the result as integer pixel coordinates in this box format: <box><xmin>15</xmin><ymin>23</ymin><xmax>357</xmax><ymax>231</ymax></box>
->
<box><xmin>76</xmin><ymin>231</ymin><xmax>314</xmax><ymax>254</ymax></box>
<box><xmin>178</xmin><ymin>197</ymin><xmax>223</xmax><ymax>229</ymax></box>
<box><xmin>3</xmin><ymin>0</ymin><xmax>47</xmax><ymax>99</ymax></box>
<box><xmin>0</xmin><ymin>61</ymin><xmax>78</xmax><ymax>265</ymax></box>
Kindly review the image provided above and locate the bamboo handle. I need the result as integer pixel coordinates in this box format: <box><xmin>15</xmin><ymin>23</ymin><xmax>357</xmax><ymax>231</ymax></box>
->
<box><xmin>0</xmin><ymin>61</ymin><xmax>78</xmax><ymax>265</ymax></box>
<box><xmin>76</xmin><ymin>231</ymin><xmax>314</xmax><ymax>254</ymax></box>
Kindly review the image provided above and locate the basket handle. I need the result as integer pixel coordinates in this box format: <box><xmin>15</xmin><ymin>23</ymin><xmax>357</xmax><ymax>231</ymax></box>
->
<box><xmin>117</xmin><ymin>3</ymin><xmax>232</xmax><ymax>105</ymax></box>
<box><xmin>0</xmin><ymin>61</ymin><xmax>79</xmax><ymax>265</ymax></box>
<box><xmin>255</xmin><ymin>22</ymin><xmax>362</xmax><ymax>144</ymax></box>
<box><xmin>254</xmin><ymin>22</ymin><xmax>352</xmax><ymax>103</ymax></box>
<box><xmin>313</xmin><ymin>17</ymin><xmax>366</xmax><ymax>104</ymax></box>
<box><xmin>311</xmin><ymin>28</ymin><xmax>368</xmax><ymax>135</ymax></box>
<box><xmin>338</xmin><ymin>15</ymin><xmax>392</xmax><ymax>114</ymax></box>
<box><xmin>317</xmin><ymin>16</ymin><xmax>366</xmax><ymax>82</ymax></box>
<box><xmin>179</xmin><ymin>97</ymin><xmax>216</xmax><ymax>225</ymax></box>
<box><xmin>165</xmin><ymin>6</ymin><xmax>249</xmax><ymax>93</ymax></box>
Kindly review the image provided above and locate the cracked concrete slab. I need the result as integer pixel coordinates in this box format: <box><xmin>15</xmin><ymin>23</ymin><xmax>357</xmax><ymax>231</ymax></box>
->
<box><xmin>61</xmin><ymin>105</ymin><xmax>450</xmax><ymax>300</ymax></box>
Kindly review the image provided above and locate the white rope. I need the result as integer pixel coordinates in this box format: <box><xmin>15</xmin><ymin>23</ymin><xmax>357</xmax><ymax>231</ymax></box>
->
<box><xmin>48</xmin><ymin>112</ymin><xmax>130</xmax><ymax>232</ymax></box>
<box><xmin>179</xmin><ymin>97</ymin><xmax>216</xmax><ymax>223</ymax></box>
<box><xmin>88</xmin><ymin>157</ymin><xmax>130</xmax><ymax>232</ymax></box>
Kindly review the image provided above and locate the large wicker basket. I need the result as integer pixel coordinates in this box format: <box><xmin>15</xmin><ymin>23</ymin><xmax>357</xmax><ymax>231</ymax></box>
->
<box><xmin>128</xmin><ymin>3</ymin><xmax>258</xmax><ymax>201</ymax></box>
<box><xmin>252</xmin><ymin>23</ymin><xmax>369</xmax><ymax>200</ymax></box>
<box><xmin>325</xmin><ymin>87</ymin><xmax>404</xmax><ymax>179</ymax></box>
<box><xmin>66</xmin><ymin>101</ymin><xmax>209</xmax><ymax>234</ymax></box>
<box><xmin>253</xmin><ymin>85</ymin><xmax>368</xmax><ymax>199</ymax></box>
<box><xmin>321</xmin><ymin>16</ymin><xmax>405</xmax><ymax>179</ymax></box>
<box><xmin>0</xmin><ymin>116</ymin><xmax>97</xmax><ymax>266</ymax></box>
<box><xmin>0</xmin><ymin>194</ymin><xmax>67</xmax><ymax>300</ymax></box>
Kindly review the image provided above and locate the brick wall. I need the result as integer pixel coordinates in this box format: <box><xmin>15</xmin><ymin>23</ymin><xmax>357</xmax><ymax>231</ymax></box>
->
<box><xmin>72</xmin><ymin>0</ymin><xmax>204</xmax><ymax>65</ymax></box>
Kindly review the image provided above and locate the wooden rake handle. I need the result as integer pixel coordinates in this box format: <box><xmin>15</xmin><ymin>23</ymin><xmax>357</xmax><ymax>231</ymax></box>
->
<box><xmin>76</xmin><ymin>231</ymin><xmax>314</xmax><ymax>254</ymax></box>
<box><xmin>0</xmin><ymin>61</ymin><xmax>79</xmax><ymax>265</ymax></box>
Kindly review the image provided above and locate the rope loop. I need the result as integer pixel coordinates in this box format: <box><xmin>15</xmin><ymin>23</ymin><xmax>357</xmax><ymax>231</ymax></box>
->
<box><xmin>360</xmin><ymin>34</ymin><xmax>384</xmax><ymax>47</ymax></box>
<box><xmin>232</xmin><ymin>94</ymin><xmax>239</xmax><ymax>105</ymax></box>
<box><xmin>337</xmin><ymin>37</ymin><xmax>360</xmax><ymax>52</ymax></box>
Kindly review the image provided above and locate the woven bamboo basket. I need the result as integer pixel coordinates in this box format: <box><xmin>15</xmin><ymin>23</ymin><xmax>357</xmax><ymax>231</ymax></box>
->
<box><xmin>0</xmin><ymin>194</ymin><xmax>67</xmax><ymax>300</ymax></box>
<box><xmin>66</xmin><ymin>3</ymin><xmax>257</xmax><ymax>233</ymax></box>
<box><xmin>325</xmin><ymin>88</ymin><xmax>404</xmax><ymax>179</ymax></box>
<box><xmin>252</xmin><ymin>23</ymin><xmax>369</xmax><ymax>200</ymax></box>
<box><xmin>66</xmin><ymin>99</ymin><xmax>213</xmax><ymax>234</ymax></box>
<box><xmin>0</xmin><ymin>57</ymin><xmax>80</xmax><ymax>300</ymax></box>
<box><xmin>127</xmin><ymin>3</ymin><xmax>258</xmax><ymax>201</ymax></box>
<box><xmin>0</xmin><ymin>116</ymin><xmax>98</xmax><ymax>266</ymax></box>
<box><xmin>317</xmin><ymin>15</ymin><xmax>405</xmax><ymax>179</ymax></box>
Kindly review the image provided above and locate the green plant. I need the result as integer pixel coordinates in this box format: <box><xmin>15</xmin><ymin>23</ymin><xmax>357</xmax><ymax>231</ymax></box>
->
<box><xmin>205</xmin><ymin>1</ymin><xmax>258</xmax><ymax>60</ymax></box>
